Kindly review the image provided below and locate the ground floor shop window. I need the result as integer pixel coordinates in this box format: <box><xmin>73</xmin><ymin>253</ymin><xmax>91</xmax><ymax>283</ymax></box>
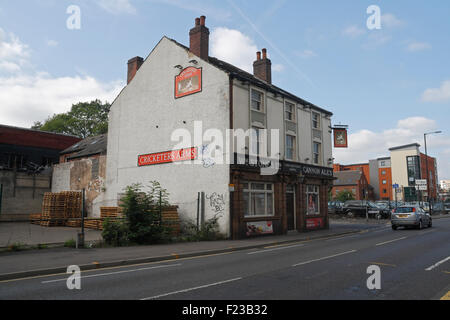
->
<box><xmin>306</xmin><ymin>185</ymin><xmax>320</xmax><ymax>215</ymax></box>
<box><xmin>243</xmin><ymin>182</ymin><xmax>274</xmax><ymax>217</ymax></box>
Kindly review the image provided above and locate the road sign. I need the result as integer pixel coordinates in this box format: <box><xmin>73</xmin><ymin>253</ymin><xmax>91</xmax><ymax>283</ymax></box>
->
<box><xmin>415</xmin><ymin>185</ymin><xmax>427</xmax><ymax>191</ymax></box>
<box><xmin>415</xmin><ymin>179</ymin><xmax>427</xmax><ymax>186</ymax></box>
<box><xmin>393</xmin><ymin>184</ymin><xmax>399</xmax><ymax>189</ymax></box>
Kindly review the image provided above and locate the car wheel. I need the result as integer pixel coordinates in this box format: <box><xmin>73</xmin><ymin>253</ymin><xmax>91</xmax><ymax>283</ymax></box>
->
<box><xmin>392</xmin><ymin>225</ymin><xmax>397</xmax><ymax>230</ymax></box>
<box><xmin>347</xmin><ymin>211</ymin><xmax>354</xmax><ymax>218</ymax></box>
<box><xmin>417</xmin><ymin>220</ymin><xmax>422</xmax><ymax>230</ymax></box>
<box><xmin>428</xmin><ymin>219</ymin><xmax>432</xmax><ymax>228</ymax></box>
<box><xmin>375</xmin><ymin>213</ymin><xmax>382</xmax><ymax>220</ymax></box>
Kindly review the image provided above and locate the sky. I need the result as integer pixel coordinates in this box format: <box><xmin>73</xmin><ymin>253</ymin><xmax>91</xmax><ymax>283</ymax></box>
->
<box><xmin>0</xmin><ymin>0</ymin><xmax>449</xmax><ymax>180</ymax></box>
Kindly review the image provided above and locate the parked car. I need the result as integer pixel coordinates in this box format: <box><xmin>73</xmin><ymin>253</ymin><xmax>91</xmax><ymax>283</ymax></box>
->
<box><xmin>445</xmin><ymin>202</ymin><xmax>450</xmax><ymax>214</ymax></box>
<box><xmin>328</xmin><ymin>201</ymin><xmax>345</xmax><ymax>214</ymax></box>
<box><xmin>343</xmin><ymin>200</ymin><xmax>391</xmax><ymax>219</ymax></box>
<box><xmin>391</xmin><ymin>205</ymin><xmax>432</xmax><ymax>230</ymax></box>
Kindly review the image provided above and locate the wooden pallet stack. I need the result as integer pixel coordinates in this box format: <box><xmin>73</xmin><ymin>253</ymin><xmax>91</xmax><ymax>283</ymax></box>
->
<box><xmin>161</xmin><ymin>206</ymin><xmax>180</xmax><ymax>236</ymax></box>
<box><xmin>29</xmin><ymin>213</ymin><xmax>42</xmax><ymax>225</ymax></box>
<box><xmin>40</xmin><ymin>193</ymin><xmax>66</xmax><ymax>227</ymax></box>
<box><xmin>39</xmin><ymin>191</ymin><xmax>82</xmax><ymax>227</ymax></box>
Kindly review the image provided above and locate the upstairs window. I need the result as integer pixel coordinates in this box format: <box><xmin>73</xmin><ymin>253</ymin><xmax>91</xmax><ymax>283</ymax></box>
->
<box><xmin>285</xmin><ymin>102</ymin><xmax>295</xmax><ymax>121</ymax></box>
<box><xmin>251</xmin><ymin>89</ymin><xmax>264</xmax><ymax>112</ymax></box>
<box><xmin>286</xmin><ymin>135</ymin><xmax>296</xmax><ymax>160</ymax></box>
<box><xmin>312</xmin><ymin>112</ymin><xmax>321</xmax><ymax>129</ymax></box>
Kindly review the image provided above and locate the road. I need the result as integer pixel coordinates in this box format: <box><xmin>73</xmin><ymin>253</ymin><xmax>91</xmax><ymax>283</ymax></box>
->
<box><xmin>0</xmin><ymin>218</ymin><xmax>449</xmax><ymax>300</ymax></box>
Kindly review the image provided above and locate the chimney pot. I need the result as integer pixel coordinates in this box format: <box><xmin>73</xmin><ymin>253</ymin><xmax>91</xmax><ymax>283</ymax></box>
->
<box><xmin>262</xmin><ymin>48</ymin><xmax>267</xmax><ymax>59</ymax></box>
<box><xmin>256</xmin><ymin>51</ymin><xmax>261</xmax><ymax>61</ymax></box>
<box><xmin>195</xmin><ymin>17</ymin><xmax>200</xmax><ymax>26</ymax></box>
<box><xmin>200</xmin><ymin>16</ymin><xmax>206</xmax><ymax>26</ymax></box>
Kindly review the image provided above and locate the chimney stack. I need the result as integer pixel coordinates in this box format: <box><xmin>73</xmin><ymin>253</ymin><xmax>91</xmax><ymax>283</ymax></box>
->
<box><xmin>253</xmin><ymin>48</ymin><xmax>272</xmax><ymax>84</ymax></box>
<box><xmin>127</xmin><ymin>56</ymin><xmax>144</xmax><ymax>84</ymax></box>
<box><xmin>189</xmin><ymin>16</ymin><xmax>210</xmax><ymax>61</ymax></box>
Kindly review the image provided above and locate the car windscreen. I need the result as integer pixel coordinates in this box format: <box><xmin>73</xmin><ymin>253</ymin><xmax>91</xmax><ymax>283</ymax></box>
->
<box><xmin>394</xmin><ymin>207</ymin><xmax>415</xmax><ymax>213</ymax></box>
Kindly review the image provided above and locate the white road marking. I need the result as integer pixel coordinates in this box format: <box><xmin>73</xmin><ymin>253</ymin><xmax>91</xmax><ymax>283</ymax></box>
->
<box><xmin>425</xmin><ymin>256</ymin><xmax>450</xmax><ymax>271</ymax></box>
<box><xmin>375</xmin><ymin>237</ymin><xmax>407</xmax><ymax>246</ymax></box>
<box><xmin>41</xmin><ymin>263</ymin><xmax>182</xmax><ymax>284</ymax></box>
<box><xmin>325</xmin><ymin>235</ymin><xmax>360</xmax><ymax>242</ymax></box>
<box><xmin>292</xmin><ymin>250</ymin><xmax>357</xmax><ymax>267</ymax></box>
<box><xmin>141</xmin><ymin>277</ymin><xmax>243</xmax><ymax>300</ymax></box>
<box><xmin>248</xmin><ymin>243</ymin><xmax>305</xmax><ymax>254</ymax></box>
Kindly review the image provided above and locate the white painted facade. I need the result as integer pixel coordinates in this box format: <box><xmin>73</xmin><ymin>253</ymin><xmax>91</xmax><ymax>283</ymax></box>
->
<box><xmin>104</xmin><ymin>37</ymin><xmax>231</xmax><ymax>235</ymax></box>
<box><xmin>390</xmin><ymin>144</ymin><xmax>420</xmax><ymax>201</ymax></box>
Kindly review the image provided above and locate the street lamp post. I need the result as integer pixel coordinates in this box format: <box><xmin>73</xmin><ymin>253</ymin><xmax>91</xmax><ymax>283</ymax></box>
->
<box><xmin>424</xmin><ymin>131</ymin><xmax>442</xmax><ymax>216</ymax></box>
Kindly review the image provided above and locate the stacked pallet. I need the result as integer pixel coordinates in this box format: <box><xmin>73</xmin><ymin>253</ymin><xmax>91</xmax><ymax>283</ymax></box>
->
<box><xmin>39</xmin><ymin>191</ymin><xmax>82</xmax><ymax>227</ymax></box>
<box><xmin>161</xmin><ymin>206</ymin><xmax>180</xmax><ymax>236</ymax></box>
<box><xmin>83</xmin><ymin>219</ymin><xmax>103</xmax><ymax>230</ymax></box>
<box><xmin>29</xmin><ymin>213</ymin><xmax>42</xmax><ymax>225</ymax></box>
<box><xmin>40</xmin><ymin>193</ymin><xmax>66</xmax><ymax>227</ymax></box>
<box><xmin>65</xmin><ymin>219</ymin><xmax>81</xmax><ymax>228</ymax></box>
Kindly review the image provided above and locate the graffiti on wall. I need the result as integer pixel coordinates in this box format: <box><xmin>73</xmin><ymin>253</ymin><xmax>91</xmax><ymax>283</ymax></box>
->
<box><xmin>201</xmin><ymin>144</ymin><xmax>216</xmax><ymax>168</ymax></box>
<box><xmin>206</xmin><ymin>192</ymin><xmax>225</xmax><ymax>215</ymax></box>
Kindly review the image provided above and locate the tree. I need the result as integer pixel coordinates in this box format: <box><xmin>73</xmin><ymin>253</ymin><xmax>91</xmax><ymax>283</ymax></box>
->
<box><xmin>32</xmin><ymin>100</ymin><xmax>111</xmax><ymax>138</ymax></box>
<box><xmin>335</xmin><ymin>190</ymin><xmax>355</xmax><ymax>202</ymax></box>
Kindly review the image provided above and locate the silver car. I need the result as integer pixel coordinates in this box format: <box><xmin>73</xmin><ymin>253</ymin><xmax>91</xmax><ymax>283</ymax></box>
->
<box><xmin>391</xmin><ymin>206</ymin><xmax>432</xmax><ymax>230</ymax></box>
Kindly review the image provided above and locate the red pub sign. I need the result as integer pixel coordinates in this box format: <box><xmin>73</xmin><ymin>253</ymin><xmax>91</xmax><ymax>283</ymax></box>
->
<box><xmin>333</xmin><ymin>128</ymin><xmax>348</xmax><ymax>148</ymax></box>
<box><xmin>175</xmin><ymin>67</ymin><xmax>202</xmax><ymax>99</ymax></box>
<box><xmin>138</xmin><ymin>147</ymin><xmax>198</xmax><ymax>167</ymax></box>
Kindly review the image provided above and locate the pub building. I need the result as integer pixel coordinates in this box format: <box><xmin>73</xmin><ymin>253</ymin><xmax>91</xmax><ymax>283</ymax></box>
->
<box><xmin>102</xmin><ymin>16</ymin><xmax>336</xmax><ymax>239</ymax></box>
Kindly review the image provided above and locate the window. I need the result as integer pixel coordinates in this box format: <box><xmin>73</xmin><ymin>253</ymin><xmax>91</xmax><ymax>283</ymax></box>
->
<box><xmin>312</xmin><ymin>112</ymin><xmax>320</xmax><ymax>129</ymax></box>
<box><xmin>381</xmin><ymin>170</ymin><xmax>386</xmax><ymax>175</ymax></box>
<box><xmin>251</xmin><ymin>89</ymin><xmax>264</xmax><ymax>112</ymax></box>
<box><xmin>285</xmin><ymin>102</ymin><xmax>295</xmax><ymax>121</ymax></box>
<box><xmin>383</xmin><ymin>189</ymin><xmax>387</xmax><ymax>194</ymax></box>
<box><xmin>352</xmin><ymin>188</ymin><xmax>356</xmax><ymax>195</ymax></box>
<box><xmin>380</xmin><ymin>161</ymin><xmax>386</xmax><ymax>166</ymax></box>
<box><xmin>406</xmin><ymin>156</ymin><xmax>421</xmax><ymax>186</ymax></box>
<box><xmin>285</xmin><ymin>135</ymin><xmax>296</xmax><ymax>160</ymax></box>
<box><xmin>306</xmin><ymin>185</ymin><xmax>320</xmax><ymax>215</ymax></box>
<box><xmin>243</xmin><ymin>182</ymin><xmax>274</xmax><ymax>217</ymax></box>
<box><xmin>313</xmin><ymin>142</ymin><xmax>321</xmax><ymax>165</ymax></box>
<box><xmin>382</xmin><ymin>180</ymin><xmax>387</xmax><ymax>185</ymax></box>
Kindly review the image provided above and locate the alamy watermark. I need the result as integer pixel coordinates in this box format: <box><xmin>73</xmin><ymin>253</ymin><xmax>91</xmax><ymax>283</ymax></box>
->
<box><xmin>66</xmin><ymin>265</ymin><xmax>81</xmax><ymax>290</ymax></box>
<box><xmin>66</xmin><ymin>5</ymin><xmax>81</xmax><ymax>30</ymax></box>
<box><xmin>366</xmin><ymin>265</ymin><xmax>381</xmax><ymax>290</ymax></box>
<box><xmin>366</xmin><ymin>5</ymin><xmax>381</xmax><ymax>30</ymax></box>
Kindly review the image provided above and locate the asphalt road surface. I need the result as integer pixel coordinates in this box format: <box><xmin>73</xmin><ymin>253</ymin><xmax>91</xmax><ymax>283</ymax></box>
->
<box><xmin>1</xmin><ymin>218</ymin><xmax>449</xmax><ymax>300</ymax></box>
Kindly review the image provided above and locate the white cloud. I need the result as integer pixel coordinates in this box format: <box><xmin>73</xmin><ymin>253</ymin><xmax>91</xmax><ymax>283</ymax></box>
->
<box><xmin>210</xmin><ymin>27</ymin><xmax>258</xmax><ymax>73</ymax></box>
<box><xmin>0</xmin><ymin>27</ymin><xmax>123</xmax><ymax>128</ymax></box>
<box><xmin>406</xmin><ymin>41</ymin><xmax>431</xmax><ymax>52</ymax></box>
<box><xmin>0</xmin><ymin>73</ymin><xmax>123</xmax><ymax>127</ymax></box>
<box><xmin>381</xmin><ymin>13</ymin><xmax>405</xmax><ymax>28</ymax></box>
<box><xmin>342</xmin><ymin>25</ymin><xmax>366</xmax><ymax>38</ymax></box>
<box><xmin>334</xmin><ymin>117</ymin><xmax>450</xmax><ymax>180</ymax></box>
<box><xmin>0</xmin><ymin>28</ymin><xmax>29</xmax><ymax>73</ymax></box>
<box><xmin>296</xmin><ymin>49</ymin><xmax>317</xmax><ymax>59</ymax></box>
<box><xmin>422</xmin><ymin>80</ymin><xmax>450</xmax><ymax>103</ymax></box>
<box><xmin>96</xmin><ymin>0</ymin><xmax>136</xmax><ymax>15</ymax></box>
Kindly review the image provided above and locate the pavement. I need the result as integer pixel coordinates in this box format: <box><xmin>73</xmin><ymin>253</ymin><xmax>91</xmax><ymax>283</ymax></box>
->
<box><xmin>0</xmin><ymin>216</ymin><xmax>449</xmax><ymax>300</ymax></box>
<box><xmin>0</xmin><ymin>222</ymin><xmax>102</xmax><ymax>248</ymax></box>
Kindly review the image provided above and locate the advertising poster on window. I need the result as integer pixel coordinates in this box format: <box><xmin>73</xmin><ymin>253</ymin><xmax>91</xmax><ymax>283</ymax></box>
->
<box><xmin>175</xmin><ymin>67</ymin><xmax>202</xmax><ymax>99</ymax></box>
<box><xmin>333</xmin><ymin>128</ymin><xmax>348</xmax><ymax>148</ymax></box>
<box><xmin>306</xmin><ymin>218</ymin><xmax>323</xmax><ymax>229</ymax></box>
<box><xmin>307</xmin><ymin>192</ymin><xmax>319</xmax><ymax>215</ymax></box>
<box><xmin>246</xmin><ymin>221</ymin><xmax>273</xmax><ymax>236</ymax></box>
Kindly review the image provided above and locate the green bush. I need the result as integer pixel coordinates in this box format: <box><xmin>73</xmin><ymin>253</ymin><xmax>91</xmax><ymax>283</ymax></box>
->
<box><xmin>102</xmin><ymin>181</ymin><xmax>173</xmax><ymax>246</ymax></box>
<box><xmin>64</xmin><ymin>239</ymin><xmax>76</xmax><ymax>248</ymax></box>
<box><xmin>102</xmin><ymin>219</ymin><xmax>129</xmax><ymax>247</ymax></box>
<box><xmin>181</xmin><ymin>214</ymin><xmax>225</xmax><ymax>241</ymax></box>
<box><xmin>8</xmin><ymin>242</ymin><xmax>26</xmax><ymax>252</ymax></box>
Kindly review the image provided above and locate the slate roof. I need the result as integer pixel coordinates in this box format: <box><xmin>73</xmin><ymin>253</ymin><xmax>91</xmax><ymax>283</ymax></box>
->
<box><xmin>60</xmin><ymin>134</ymin><xmax>107</xmax><ymax>160</ymax></box>
<box><xmin>388</xmin><ymin>143</ymin><xmax>420</xmax><ymax>151</ymax></box>
<box><xmin>168</xmin><ymin>37</ymin><xmax>333</xmax><ymax>117</ymax></box>
<box><xmin>333</xmin><ymin>170</ymin><xmax>363</xmax><ymax>186</ymax></box>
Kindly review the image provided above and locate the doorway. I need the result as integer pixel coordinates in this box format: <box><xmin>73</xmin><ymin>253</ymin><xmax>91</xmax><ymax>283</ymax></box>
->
<box><xmin>286</xmin><ymin>184</ymin><xmax>296</xmax><ymax>231</ymax></box>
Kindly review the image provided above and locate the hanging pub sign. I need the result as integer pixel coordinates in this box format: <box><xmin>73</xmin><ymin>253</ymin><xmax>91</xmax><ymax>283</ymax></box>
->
<box><xmin>175</xmin><ymin>67</ymin><xmax>202</xmax><ymax>99</ymax></box>
<box><xmin>138</xmin><ymin>147</ymin><xmax>198</xmax><ymax>167</ymax></box>
<box><xmin>333</xmin><ymin>128</ymin><xmax>348</xmax><ymax>148</ymax></box>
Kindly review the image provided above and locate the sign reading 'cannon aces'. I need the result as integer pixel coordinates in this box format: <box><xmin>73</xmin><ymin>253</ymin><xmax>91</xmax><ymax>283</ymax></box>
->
<box><xmin>175</xmin><ymin>67</ymin><xmax>202</xmax><ymax>99</ymax></box>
